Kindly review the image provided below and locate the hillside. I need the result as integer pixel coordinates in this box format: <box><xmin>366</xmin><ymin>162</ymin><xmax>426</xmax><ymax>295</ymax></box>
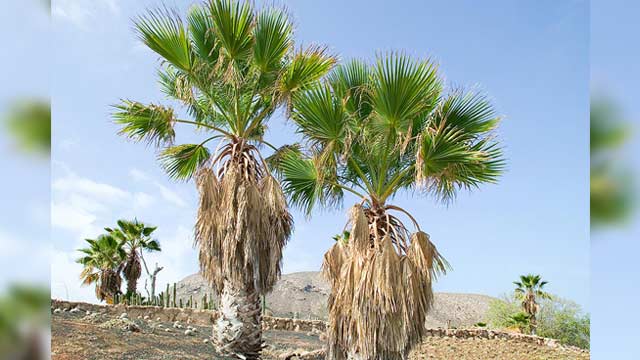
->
<box><xmin>175</xmin><ymin>271</ymin><xmax>495</xmax><ymax>327</ymax></box>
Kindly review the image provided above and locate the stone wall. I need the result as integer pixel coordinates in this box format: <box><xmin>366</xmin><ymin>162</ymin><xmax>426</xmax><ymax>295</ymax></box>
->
<box><xmin>51</xmin><ymin>299</ymin><xmax>588</xmax><ymax>356</ymax></box>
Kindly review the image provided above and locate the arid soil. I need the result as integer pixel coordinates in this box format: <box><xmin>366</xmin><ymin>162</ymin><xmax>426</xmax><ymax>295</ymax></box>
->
<box><xmin>51</xmin><ymin>308</ymin><xmax>589</xmax><ymax>360</ymax></box>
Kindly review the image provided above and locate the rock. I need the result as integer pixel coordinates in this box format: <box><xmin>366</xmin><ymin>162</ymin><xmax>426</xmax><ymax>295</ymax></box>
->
<box><xmin>164</xmin><ymin>328</ymin><xmax>171</xmax><ymax>332</ymax></box>
<box><xmin>203</xmin><ymin>338</ymin><xmax>209</xmax><ymax>344</ymax></box>
<box><xmin>157</xmin><ymin>324</ymin><xmax>163</xmax><ymax>328</ymax></box>
<box><xmin>120</xmin><ymin>313</ymin><xmax>128</xmax><ymax>319</ymax></box>
<box><xmin>184</xmin><ymin>329</ymin><xmax>194</xmax><ymax>336</ymax></box>
<box><xmin>143</xmin><ymin>315</ymin><xmax>150</xmax><ymax>320</ymax></box>
<box><xmin>53</xmin><ymin>308</ymin><xmax>61</xmax><ymax>314</ymax></box>
<box><xmin>126</xmin><ymin>323</ymin><xmax>141</xmax><ymax>332</ymax></box>
<box><xmin>156</xmin><ymin>317</ymin><xmax>161</xmax><ymax>321</ymax></box>
<box><xmin>86</xmin><ymin>311</ymin><xmax>92</xmax><ymax>315</ymax></box>
<box><xmin>69</xmin><ymin>307</ymin><xmax>80</xmax><ymax>314</ymax></box>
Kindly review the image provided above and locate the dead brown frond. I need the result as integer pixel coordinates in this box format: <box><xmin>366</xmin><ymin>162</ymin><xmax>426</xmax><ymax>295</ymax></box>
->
<box><xmin>324</xmin><ymin>204</ymin><xmax>449</xmax><ymax>360</ymax></box>
<box><xmin>195</xmin><ymin>138</ymin><xmax>292</xmax><ymax>295</ymax></box>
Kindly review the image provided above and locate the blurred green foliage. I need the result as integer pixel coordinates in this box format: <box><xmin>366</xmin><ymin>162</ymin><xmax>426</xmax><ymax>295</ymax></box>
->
<box><xmin>590</xmin><ymin>97</ymin><xmax>634</xmax><ymax>227</ymax></box>
<box><xmin>0</xmin><ymin>285</ymin><xmax>50</xmax><ymax>358</ymax></box>
<box><xmin>3</xmin><ymin>99</ymin><xmax>51</xmax><ymax>155</ymax></box>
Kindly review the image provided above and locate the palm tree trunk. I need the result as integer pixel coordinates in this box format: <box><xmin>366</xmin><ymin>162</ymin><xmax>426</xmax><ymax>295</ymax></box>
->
<box><xmin>213</xmin><ymin>280</ymin><xmax>262</xmax><ymax>359</ymax></box>
<box><xmin>346</xmin><ymin>351</ymin><xmax>407</xmax><ymax>360</ymax></box>
<box><xmin>126</xmin><ymin>277</ymin><xmax>137</xmax><ymax>296</ymax></box>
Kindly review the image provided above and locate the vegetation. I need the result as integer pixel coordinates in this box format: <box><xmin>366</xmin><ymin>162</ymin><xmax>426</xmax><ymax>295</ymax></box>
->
<box><xmin>277</xmin><ymin>54</ymin><xmax>505</xmax><ymax>359</ymax></box>
<box><xmin>590</xmin><ymin>97</ymin><xmax>634</xmax><ymax>226</ymax></box>
<box><xmin>77</xmin><ymin>234</ymin><xmax>126</xmax><ymax>303</ymax></box>
<box><xmin>0</xmin><ymin>285</ymin><xmax>49</xmax><ymax>358</ymax></box>
<box><xmin>513</xmin><ymin>274</ymin><xmax>551</xmax><ymax>334</ymax></box>
<box><xmin>105</xmin><ymin>219</ymin><xmax>161</xmax><ymax>296</ymax></box>
<box><xmin>486</xmin><ymin>294</ymin><xmax>590</xmax><ymax>349</ymax></box>
<box><xmin>3</xmin><ymin>99</ymin><xmax>51</xmax><ymax>155</ymax></box>
<box><xmin>113</xmin><ymin>0</ymin><xmax>334</xmax><ymax>357</ymax></box>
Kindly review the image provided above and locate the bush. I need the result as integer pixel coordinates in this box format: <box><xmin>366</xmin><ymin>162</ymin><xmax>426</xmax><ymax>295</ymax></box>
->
<box><xmin>485</xmin><ymin>294</ymin><xmax>590</xmax><ymax>349</ymax></box>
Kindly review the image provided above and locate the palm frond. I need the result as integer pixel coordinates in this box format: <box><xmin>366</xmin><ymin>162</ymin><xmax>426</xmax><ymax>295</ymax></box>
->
<box><xmin>208</xmin><ymin>0</ymin><xmax>254</xmax><ymax>63</ymax></box>
<box><xmin>280</xmin><ymin>46</ymin><xmax>336</xmax><ymax>99</ymax></box>
<box><xmin>135</xmin><ymin>7</ymin><xmax>193</xmax><ymax>71</ymax></box>
<box><xmin>158</xmin><ymin>143</ymin><xmax>212</xmax><ymax>181</ymax></box>
<box><xmin>370</xmin><ymin>52</ymin><xmax>441</xmax><ymax>137</ymax></box>
<box><xmin>187</xmin><ymin>4</ymin><xmax>219</xmax><ymax>63</ymax></box>
<box><xmin>279</xmin><ymin>151</ymin><xmax>321</xmax><ymax>215</ymax></box>
<box><xmin>113</xmin><ymin>100</ymin><xmax>176</xmax><ymax>146</ymax></box>
<box><xmin>252</xmin><ymin>7</ymin><xmax>292</xmax><ymax>73</ymax></box>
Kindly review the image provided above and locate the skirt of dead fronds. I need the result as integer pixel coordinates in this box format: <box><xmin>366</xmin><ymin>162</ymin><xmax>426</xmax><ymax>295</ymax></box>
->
<box><xmin>195</xmin><ymin>164</ymin><xmax>293</xmax><ymax>294</ymax></box>
<box><xmin>323</xmin><ymin>205</ymin><xmax>448</xmax><ymax>360</ymax></box>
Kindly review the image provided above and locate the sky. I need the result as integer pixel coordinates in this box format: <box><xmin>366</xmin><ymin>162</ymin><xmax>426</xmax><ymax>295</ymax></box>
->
<box><xmin>44</xmin><ymin>0</ymin><xmax>591</xmax><ymax>310</ymax></box>
<box><xmin>590</xmin><ymin>0</ymin><xmax>640</xmax><ymax>358</ymax></box>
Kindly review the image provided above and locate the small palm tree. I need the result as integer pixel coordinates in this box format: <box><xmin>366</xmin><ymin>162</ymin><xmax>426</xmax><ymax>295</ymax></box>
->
<box><xmin>105</xmin><ymin>219</ymin><xmax>161</xmax><ymax>297</ymax></box>
<box><xmin>278</xmin><ymin>54</ymin><xmax>505</xmax><ymax>359</ymax></box>
<box><xmin>112</xmin><ymin>1</ymin><xmax>334</xmax><ymax>357</ymax></box>
<box><xmin>513</xmin><ymin>274</ymin><xmax>551</xmax><ymax>335</ymax></box>
<box><xmin>76</xmin><ymin>235</ymin><xmax>126</xmax><ymax>303</ymax></box>
<box><xmin>507</xmin><ymin>312</ymin><xmax>532</xmax><ymax>334</ymax></box>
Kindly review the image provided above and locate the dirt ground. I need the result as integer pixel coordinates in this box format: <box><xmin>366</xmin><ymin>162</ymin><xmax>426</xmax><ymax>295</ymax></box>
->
<box><xmin>51</xmin><ymin>310</ymin><xmax>588</xmax><ymax>360</ymax></box>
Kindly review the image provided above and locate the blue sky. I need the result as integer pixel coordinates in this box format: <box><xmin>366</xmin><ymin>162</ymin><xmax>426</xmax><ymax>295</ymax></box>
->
<box><xmin>590</xmin><ymin>0</ymin><xmax>640</xmax><ymax>358</ymax></box>
<box><xmin>0</xmin><ymin>1</ymin><xmax>50</xmax><ymax>289</ymax></box>
<box><xmin>45</xmin><ymin>0</ymin><xmax>590</xmax><ymax>313</ymax></box>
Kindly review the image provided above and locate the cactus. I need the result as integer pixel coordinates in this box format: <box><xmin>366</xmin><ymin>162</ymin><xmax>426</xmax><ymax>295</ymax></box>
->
<box><xmin>189</xmin><ymin>295</ymin><xmax>193</xmax><ymax>308</ymax></box>
<box><xmin>166</xmin><ymin>284</ymin><xmax>170</xmax><ymax>307</ymax></box>
<box><xmin>203</xmin><ymin>294</ymin><xmax>208</xmax><ymax>310</ymax></box>
<box><xmin>179</xmin><ymin>298</ymin><xmax>183</xmax><ymax>308</ymax></box>
<box><xmin>173</xmin><ymin>283</ymin><xmax>177</xmax><ymax>307</ymax></box>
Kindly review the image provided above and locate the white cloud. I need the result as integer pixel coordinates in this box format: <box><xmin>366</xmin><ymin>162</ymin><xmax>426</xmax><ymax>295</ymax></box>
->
<box><xmin>129</xmin><ymin>168</ymin><xmax>187</xmax><ymax>208</ymax></box>
<box><xmin>0</xmin><ymin>230</ymin><xmax>50</xmax><ymax>289</ymax></box>
<box><xmin>51</xmin><ymin>248</ymin><xmax>97</xmax><ymax>303</ymax></box>
<box><xmin>53</xmin><ymin>0</ymin><xmax>120</xmax><ymax>28</ymax></box>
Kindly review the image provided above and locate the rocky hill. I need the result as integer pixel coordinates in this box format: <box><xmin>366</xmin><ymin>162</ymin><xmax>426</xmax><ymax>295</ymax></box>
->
<box><xmin>175</xmin><ymin>271</ymin><xmax>495</xmax><ymax>328</ymax></box>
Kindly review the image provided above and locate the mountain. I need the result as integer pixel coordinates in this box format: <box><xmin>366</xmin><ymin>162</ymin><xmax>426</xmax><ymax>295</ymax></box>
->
<box><xmin>174</xmin><ymin>271</ymin><xmax>495</xmax><ymax>328</ymax></box>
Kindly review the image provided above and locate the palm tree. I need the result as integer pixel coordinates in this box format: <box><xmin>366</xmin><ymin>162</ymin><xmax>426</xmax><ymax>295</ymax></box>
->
<box><xmin>278</xmin><ymin>54</ymin><xmax>505</xmax><ymax>359</ymax></box>
<box><xmin>513</xmin><ymin>274</ymin><xmax>551</xmax><ymax>335</ymax></box>
<box><xmin>105</xmin><ymin>219</ymin><xmax>161</xmax><ymax>297</ymax></box>
<box><xmin>76</xmin><ymin>234</ymin><xmax>126</xmax><ymax>303</ymax></box>
<box><xmin>112</xmin><ymin>1</ymin><xmax>334</xmax><ymax>357</ymax></box>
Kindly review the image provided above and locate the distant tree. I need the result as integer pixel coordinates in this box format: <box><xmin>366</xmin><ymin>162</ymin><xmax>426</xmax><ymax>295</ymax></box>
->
<box><xmin>105</xmin><ymin>219</ymin><xmax>161</xmax><ymax>296</ymax></box>
<box><xmin>76</xmin><ymin>235</ymin><xmax>126</xmax><ymax>303</ymax></box>
<box><xmin>514</xmin><ymin>274</ymin><xmax>551</xmax><ymax>334</ymax></box>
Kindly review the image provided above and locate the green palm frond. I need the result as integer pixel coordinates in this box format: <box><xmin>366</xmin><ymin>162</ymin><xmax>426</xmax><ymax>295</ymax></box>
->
<box><xmin>253</xmin><ymin>7</ymin><xmax>292</xmax><ymax>73</ymax></box>
<box><xmin>158</xmin><ymin>143</ymin><xmax>212</xmax><ymax>181</ymax></box>
<box><xmin>113</xmin><ymin>100</ymin><xmax>176</xmax><ymax>146</ymax></box>
<box><xmin>433</xmin><ymin>90</ymin><xmax>500</xmax><ymax>139</ymax></box>
<box><xmin>209</xmin><ymin>0</ymin><xmax>254</xmax><ymax>63</ymax></box>
<box><xmin>370</xmin><ymin>52</ymin><xmax>441</xmax><ymax>137</ymax></box>
<box><xmin>328</xmin><ymin>59</ymin><xmax>373</xmax><ymax>121</ymax></box>
<box><xmin>280</xmin><ymin>46</ymin><xmax>336</xmax><ymax>98</ymax></box>
<box><xmin>187</xmin><ymin>4</ymin><xmax>219</xmax><ymax>63</ymax></box>
<box><xmin>280</xmin><ymin>151</ymin><xmax>322</xmax><ymax>215</ymax></box>
<box><xmin>135</xmin><ymin>7</ymin><xmax>193</xmax><ymax>71</ymax></box>
<box><xmin>290</xmin><ymin>83</ymin><xmax>349</xmax><ymax>149</ymax></box>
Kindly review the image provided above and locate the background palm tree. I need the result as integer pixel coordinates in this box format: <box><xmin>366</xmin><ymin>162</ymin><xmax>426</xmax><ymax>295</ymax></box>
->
<box><xmin>112</xmin><ymin>1</ymin><xmax>334</xmax><ymax>357</ymax></box>
<box><xmin>514</xmin><ymin>274</ymin><xmax>551</xmax><ymax>335</ymax></box>
<box><xmin>105</xmin><ymin>219</ymin><xmax>161</xmax><ymax>297</ymax></box>
<box><xmin>76</xmin><ymin>235</ymin><xmax>126</xmax><ymax>303</ymax></box>
<box><xmin>277</xmin><ymin>54</ymin><xmax>505</xmax><ymax>360</ymax></box>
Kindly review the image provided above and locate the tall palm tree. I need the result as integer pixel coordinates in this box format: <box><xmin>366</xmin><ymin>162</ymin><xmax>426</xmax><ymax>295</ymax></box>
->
<box><xmin>76</xmin><ymin>234</ymin><xmax>126</xmax><ymax>303</ymax></box>
<box><xmin>105</xmin><ymin>219</ymin><xmax>161</xmax><ymax>297</ymax></box>
<box><xmin>278</xmin><ymin>54</ymin><xmax>505</xmax><ymax>359</ymax></box>
<box><xmin>112</xmin><ymin>1</ymin><xmax>334</xmax><ymax>357</ymax></box>
<box><xmin>513</xmin><ymin>274</ymin><xmax>551</xmax><ymax>335</ymax></box>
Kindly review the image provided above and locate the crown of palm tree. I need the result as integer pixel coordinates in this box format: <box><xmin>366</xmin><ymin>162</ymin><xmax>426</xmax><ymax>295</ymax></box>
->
<box><xmin>514</xmin><ymin>274</ymin><xmax>551</xmax><ymax>300</ymax></box>
<box><xmin>105</xmin><ymin>219</ymin><xmax>161</xmax><ymax>295</ymax></box>
<box><xmin>76</xmin><ymin>234</ymin><xmax>126</xmax><ymax>302</ymax></box>
<box><xmin>112</xmin><ymin>0</ymin><xmax>334</xmax><ymax>295</ymax></box>
<box><xmin>276</xmin><ymin>53</ymin><xmax>505</xmax><ymax>359</ymax></box>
